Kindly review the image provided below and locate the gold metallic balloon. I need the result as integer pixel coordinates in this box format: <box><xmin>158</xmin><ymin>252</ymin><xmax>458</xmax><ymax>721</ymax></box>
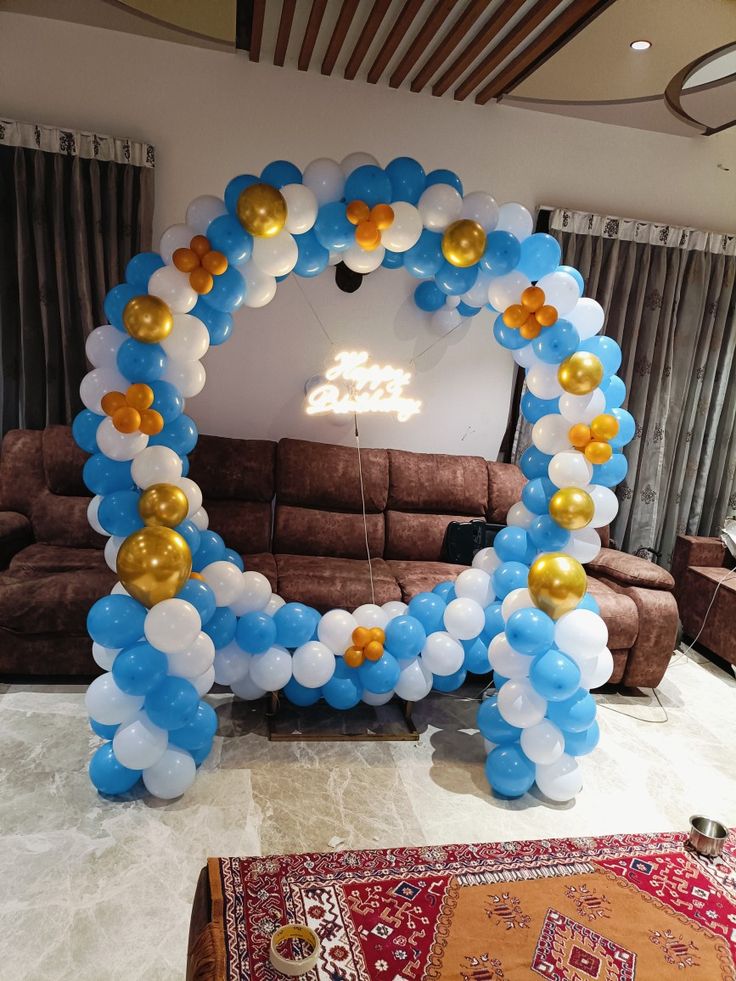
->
<box><xmin>590</xmin><ymin>413</ymin><xmax>619</xmax><ymax>441</ymax></box>
<box><xmin>122</xmin><ymin>295</ymin><xmax>174</xmax><ymax>344</ymax></box>
<box><xmin>116</xmin><ymin>526</ymin><xmax>192</xmax><ymax>608</ymax></box>
<box><xmin>549</xmin><ymin>487</ymin><xmax>594</xmax><ymax>531</ymax></box>
<box><xmin>528</xmin><ymin>552</ymin><xmax>587</xmax><ymax>620</ymax></box>
<box><xmin>138</xmin><ymin>483</ymin><xmax>189</xmax><ymax>529</ymax></box>
<box><xmin>236</xmin><ymin>183</ymin><xmax>287</xmax><ymax>238</ymax></box>
<box><xmin>441</xmin><ymin>219</ymin><xmax>487</xmax><ymax>268</ymax></box>
<box><xmin>558</xmin><ymin>352</ymin><xmax>604</xmax><ymax>395</ymax></box>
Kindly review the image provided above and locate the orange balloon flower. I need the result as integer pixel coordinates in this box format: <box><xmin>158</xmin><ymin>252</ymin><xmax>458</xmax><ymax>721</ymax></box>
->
<box><xmin>344</xmin><ymin>625</ymin><xmax>385</xmax><ymax>668</ymax></box>
<box><xmin>172</xmin><ymin>235</ymin><xmax>228</xmax><ymax>295</ymax></box>
<box><xmin>502</xmin><ymin>286</ymin><xmax>558</xmax><ymax>340</ymax></box>
<box><xmin>101</xmin><ymin>383</ymin><xmax>164</xmax><ymax>435</ymax></box>
<box><xmin>346</xmin><ymin>200</ymin><xmax>394</xmax><ymax>252</ymax></box>
<box><xmin>568</xmin><ymin>413</ymin><xmax>618</xmax><ymax>464</ymax></box>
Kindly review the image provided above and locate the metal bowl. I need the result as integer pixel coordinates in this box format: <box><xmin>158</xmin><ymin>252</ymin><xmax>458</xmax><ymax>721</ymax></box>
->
<box><xmin>688</xmin><ymin>815</ymin><xmax>729</xmax><ymax>857</ymax></box>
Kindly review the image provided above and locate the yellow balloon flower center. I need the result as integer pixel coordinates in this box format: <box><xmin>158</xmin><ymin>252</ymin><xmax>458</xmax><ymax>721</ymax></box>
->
<box><xmin>346</xmin><ymin>200</ymin><xmax>394</xmax><ymax>252</ymax></box>
<box><xmin>173</xmin><ymin>234</ymin><xmax>228</xmax><ymax>295</ymax></box>
<box><xmin>100</xmin><ymin>383</ymin><xmax>164</xmax><ymax>436</ymax></box>
<box><xmin>502</xmin><ymin>286</ymin><xmax>558</xmax><ymax>340</ymax></box>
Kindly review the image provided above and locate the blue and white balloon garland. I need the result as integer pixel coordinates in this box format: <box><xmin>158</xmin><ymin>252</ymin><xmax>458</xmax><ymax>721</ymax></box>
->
<box><xmin>76</xmin><ymin>153</ymin><xmax>635</xmax><ymax>802</ymax></box>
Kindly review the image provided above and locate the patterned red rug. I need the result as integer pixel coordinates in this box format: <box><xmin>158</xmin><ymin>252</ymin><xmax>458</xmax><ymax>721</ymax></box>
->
<box><xmin>189</xmin><ymin>830</ymin><xmax>736</xmax><ymax>980</ymax></box>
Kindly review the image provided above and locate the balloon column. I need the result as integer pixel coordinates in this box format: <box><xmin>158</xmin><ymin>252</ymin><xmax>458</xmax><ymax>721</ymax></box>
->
<box><xmin>77</xmin><ymin>153</ymin><xmax>634</xmax><ymax>802</ymax></box>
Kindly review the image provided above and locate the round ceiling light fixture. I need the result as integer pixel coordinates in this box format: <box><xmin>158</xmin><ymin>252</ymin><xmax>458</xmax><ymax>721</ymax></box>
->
<box><xmin>630</xmin><ymin>39</ymin><xmax>652</xmax><ymax>51</ymax></box>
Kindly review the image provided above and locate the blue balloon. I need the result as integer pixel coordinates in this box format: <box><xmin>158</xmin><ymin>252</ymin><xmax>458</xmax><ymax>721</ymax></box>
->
<box><xmin>564</xmin><ymin>720</ymin><xmax>600</xmax><ymax>756</ymax></box>
<box><xmin>592</xmin><ymin>453</ymin><xmax>628</xmax><ymax>487</ymax></box>
<box><xmin>283</xmin><ymin>676</ymin><xmax>322</xmax><ymax>707</ymax></box>
<box><xmin>522</xmin><ymin>476</ymin><xmax>556</xmax><ymax>515</ymax></box>
<box><xmin>492</xmin><ymin>561</ymin><xmax>530</xmax><ymax>600</ymax></box>
<box><xmin>493</xmin><ymin>673</ymin><xmax>510</xmax><ymax>689</ymax></box>
<box><xmin>494</xmin><ymin>527</ymin><xmax>534</xmax><ymax>564</ymax></box>
<box><xmin>97</xmin><ymin>489</ymin><xmax>141</xmax><ymax>537</ymax></box>
<box><xmin>493</xmin><ymin>316</ymin><xmax>528</xmax><ymax>351</ymax></box>
<box><xmin>206</xmin><ymin>214</ymin><xmax>253</xmax><ymax>264</ymax></box>
<box><xmin>72</xmin><ymin>409</ymin><xmax>103</xmax><ymax>453</ymax></box>
<box><xmin>385</xmin><ymin>615</ymin><xmax>427</xmax><ymax>660</ymax></box>
<box><xmin>125</xmin><ymin>252</ymin><xmax>164</xmax><ymax>291</ymax></box>
<box><xmin>532</xmin><ymin>320</ymin><xmax>580</xmax><ymax>364</ymax></box>
<box><xmin>520</xmin><ymin>446</ymin><xmax>552</xmax><ymax>480</ymax></box>
<box><xmin>433</xmin><ymin>581</ymin><xmax>456</xmax><ymax>603</ymax></box>
<box><xmin>517</xmin><ymin>233</ymin><xmax>561</xmax><ymax>281</ymax></box>
<box><xmin>528</xmin><ymin>514</ymin><xmax>569</xmax><ymax>552</ymax></box>
<box><xmin>170</xmin><ymin>701</ymin><xmax>218</xmax><ymax>751</ymax></box>
<box><xmin>521</xmin><ymin>391</ymin><xmax>558</xmax><ymax>423</ymax></box>
<box><xmin>435</xmin><ymin>260</ymin><xmax>478</xmax><ymax>296</ymax></box>
<box><xmin>112</xmin><ymin>642</ymin><xmax>168</xmax><ymax>695</ymax></box>
<box><xmin>224</xmin><ymin>173</ymin><xmax>258</xmax><ymax>214</ymax></box>
<box><xmin>580</xmin><ymin>336</ymin><xmax>622</xmax><ymax>376</ymax></box>
<box><xmin>414</xmin><ymin>280</ymin><xmax>446</xmax><ymax>312</ymax></box>
<box><xmin>381</xmin><ymin>249</ymin><xmax>403</xmax><ymax>269</ymax></box>
<box><xmin>180</xmin><ymin>455</ymin><xmax>190</xmax><ymax>478</ymax></box>
<box><xmin>223</xmin><ymin>548</ymin><xmax>244</xmax><ymax>570</ymax></box>
<box><xmin>385</xmin><ymin>156</ymin><xmax>425</xmax><ymax>204</ymax></box>
<box><xmin>148</xmin><ymin>379</ymin><xmax>184</xmax><ymax>422</ymax></box>
<box><xmin>274</xmin><ymin>603</ymin><xmax>315</xmax><ymax>648</ymax></box>
<box><xmin>506</xmin><ymin>608</ymin><xmax>554</xmax><ymax>656</ymax></box>
<box><xmin>481</xmin><ymin>231</ymin><xmax>521</xmax><ymax>275</ymax></box>
<box><xmin>477</xmin><ymin>695</ymin><xmax>521</xmax><ymax>744</ymax></box>
<box><xmin>192</xmin><ymin>531</ymin><xmax>226</xmax><ymax>572</ymax></box>
<box><xmin>485</xmin><ymin>743</ymin><xmax>535</xmax><ymax>798</ymax></box>
<box><xmin>87</xmin><ymin>594</ymin><xmax>146</xmax><ymax>649</ymax></box>
<box><xmin>83</xmin><ymin>454</ymin><xmax>133</xmax><ymax>495</ymax></box>
<box><xmin>610</xmin><ymin>408</ymin><xmax>635</xmax><ymax>450</ymax></box>
<box><xmin>482</xmin><ymin>601</ymin><xmax>504</xmax><ymax>644</ymax></box>
<box><xmin>425</xmin><ymin>168</ymin><xmax>463</xmax><ymax>195</ymax></box>
<box><xmin>433</xmin><ymin>666</ymin><xmax>467</xmax><ymax>692</ymax></box>
<box><xmin>294</xmin><ymin>230</ymin><xmax>329</xmax><ymax>277</ymax></box>
<box><xmin>191</xmin><ymin>298</ymin><xmax>233</xmax><ymax>346</ymax></box>
<box><xmin>577</xmin><ymin>592</ymin><xmax>600</xmax><ymax>615</ymax></box>
<box><xmin>200</xmin><ymin>265</ymin><xmax>245</xmax><ymax>313</ymax></box>
<box><xmin>146</xmin><ymin>676</ymin><xmax>199</xmax><ymax>730</ymax></box>
<box><xmin>89</xmin><ymin>742</ymin><xmax>141</xmax><ymax>796</ymax></box>
<box><xmin>403</xmin><ymin>230</ymin><xmax>443</xmax><ymax>279</ymax></box>
<box><xmin>177</xmin><ymin>577</ymin><xmax>216</xmax><ymax>625</ymax></box>
<box><xmin>344</xmin><ymin>165</ymin><xmax>391</xmax><ymax>208</ymax></box>
<box><xmin>174</xmin><ymin>521</ymin><xmax>201</xmax><ymax>557</ymax></box>
<box><xmin>149</xmin><ymin>414</ymin><xmax>198</xmax><ymax>455</ymax></box>
<box><xmin>601</xmin><ymin>373</ymin><xmax>626</xmax><ymax>411</ymax></box>
<box><xmin>261</xmin><ymin>160</ymin><xmax>301</xmax><ymax>188</ymax></box>
<box><xmin>117</xmin><ymin>338</ymin><xmax>165</xmax><ymax>383</ymax></box>
<box><xmin>408</xmin><ymin>592</ymin><xmax>446</xmax><ymax>634</ymax></box>
<box><xmin>323</xmin><ymin>660</ymin><xmax>362</xmax><ymax>709</ymax></box>
<box><xmin>457</xmin><ymin>301</ymin><xmax>481</xmax><ymax>317</ymax></box>
<box><xmin>463</xmin><ymin>637</ymin><xmax>490</xmax><ymax>673</ymax></box>
<box><xmin>104</xmin><ymin>283</ymin><xmax>138</xmax><ymax>331</ymax></box>
<box><xmin>191</xmin><ymin>740</ymin><xmax>214</xmax><ymax>767</ymax></box>
<box><xmin>558</xmin><ymin>265</ymin><xmax>585</xmax><ymax>293</ymax></box>
<box><xmin>314</xmin><ymin>202</ymin><xmax>354</xmax><ymax>251</ymax></box>
<box><xmin>359</xmin><ymin>651</ymin><xmax>400</xmax><ymax>694</ymax></box>
<box><xmin>203</xmin><ymin>607</ymin><xmax>237</xmax><ymax>647</ymax></box>
<box><xmin>90</xmin><ymin>718</ymin><xmax>119</xmax><ymax>740</ymax></box>
<box><xmin>237</xmin><ymin>611</ymin><xmax>277</xmax><ymax>654</ymax></box>
<box><xmin>547</xmin><ymin>688</ymin><xmax>596</xmax><ymax>732</ymax></box>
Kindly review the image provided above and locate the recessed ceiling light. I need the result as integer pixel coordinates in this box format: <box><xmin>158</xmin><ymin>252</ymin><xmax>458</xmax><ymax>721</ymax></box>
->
<box><xmin>630</xmin><ymin>40</ymin><xmax>652</xmax><ymax>51</ymax></box>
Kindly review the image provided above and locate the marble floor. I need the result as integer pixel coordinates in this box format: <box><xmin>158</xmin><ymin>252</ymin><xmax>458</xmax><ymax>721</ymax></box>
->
<box><xmin>1</xmin><ymin>648</ymin><xmax>734</xmax><ymax>979</ymax></box>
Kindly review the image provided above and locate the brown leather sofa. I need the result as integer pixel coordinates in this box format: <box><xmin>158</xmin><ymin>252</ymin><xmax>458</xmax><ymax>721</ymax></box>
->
<box><xmin>671</xmin><ymin>533</ymin><xmax>736</xmax><ymax>666</ymax></box>
<box><xmin>0</xmin><ymin>426</ymin><xmax>678</xmax><ymax>685</ymax></box>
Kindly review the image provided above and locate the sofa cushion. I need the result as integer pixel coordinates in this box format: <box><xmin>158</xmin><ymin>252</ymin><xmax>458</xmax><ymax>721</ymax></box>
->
<box><xmin>274</xmin><ymin>504</ymin><xmax>384</xmax><ymax>559</ymax></box>
<box><xmin>388</xmin><ymin>448</ymin><xmax>487</xmax><ymax>514</ymax></box>
<box><xmin>0</xmin><ymin>567</ymin><xmax>116</xmax><ymax>635</ymax></box>
<box><xmin>386</xmin><ymin>559</ymin><xmax>468</xmax><ymax>601</ymax></box>
<box><xmin>9</xmin><ymin>544</ymin><xmax>106</xmax><ymax>576</ymax></box>
<box><xmin>587</xmin><ymin>547</ymin><xmax>675</xmax><ymax>591</ymax></box>
<box><xmin>487</xmin><ymin>461</ymin><xmax>526</xmax><ymax>523</ymax></box>
<box><xmin>586</xmin><ymin>575</ymin><xmax>639</xmax><ymax>650</ymax></box>
<box><xmin>244</xmin><ymin>552</ymin><xmax>278</xmax><ymax>591</ymax></box>
<box><xmin>205</xmin><ymin>500</ymin><xmax>272</xmax><ymax>555</ymax></box>
<box><xmin>277</xmin><ymin>438</ymin><xmax>388</xmax><ymax>512</ymax></box>
<box><xmin>275</xmin><ymin>554</ymin><xmax>400</xmax><ymax>611</ymax></box>
<box><xmin>189</xmin><ymin>435</ymin><xmax>276</xmax><ymax>502</ymax></box>
<box><xmin>385</xmin><ymin>510</ymin><xmax>473</xmax><ymax>562</ymax></box>
<box><xmin>0</xmin><ymin>429</ymin><xmax>45</xmax><ymax>516</ymax></box>
<box><xmin>0</xmin><ymin>512</ymin><xmax>33</xmax><ymax>568</ymax></box>
<box><xmin>43</xmin><ymin>425</ymin><xmax>89</xmax><ymax>496</ymax></box>
<box><xmin>32</xmin><ymin>491</ymin><xmax>105</xmax><ymax>549</ymax></box>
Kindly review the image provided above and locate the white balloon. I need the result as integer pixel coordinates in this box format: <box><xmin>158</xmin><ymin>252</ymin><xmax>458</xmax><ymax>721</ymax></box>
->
<box><xmin>496</xmin><ymin>202</ymin><xmax>533</xmax><ymax>240</ymax></box>
<box><xmin>185</xmin><ymin>195</ymin><xmax>226</xmax><ymax>234</ymax></box>
<box><xmin>536</xmin><ymin>271</ymin><xmax>581</xmax><ymax>316</ymax></box>
<box><xmin>281</xmin><ymin>183</ymin><xmax>318</xmax><ymax>235</ymax></box>
<box><xmin>190</xmin><ymin>507</ymin><xmax>209</xmax><ymax>531</ymax></box>
<box><xmin>166</xmin><ymin>630</ymin><xmax>215</xmax><ymax>678</ymax></box>
<box><xmin>104</xmin><ymin>535</ymin><xmax>124</xmax><ymax>572</ymax></box>
<box><xmin>567</xmin><ymin>297</ymin><xmax>605</xmax><ymax>339</ymax></box>
<box><xmin>144</xmin><ymin>598</ymin><xmax>201</xmax><ymax>655</ymax></box>
<box><xmin>85</xmin><ymin>325</ymin><xmax>124</xmax><ymax>368</ymax></box>
<box><xmin>353</xmin><ymin>604</ymin><xmax>389</xmax><ymax>629</ymax></box>
<box><xmin>252</xmin><ymin>231</ymin><xmax>298</xmax><ymax>277</ymax></box>
<box><xmin>303</xmin><ymin>157</ymin><xmax>345</xmax><ymax>206</ymax></box>
<box><xmin>532</xmin><ymin>414</ymin><xmax>571</xmax><ymax>455</ymax></box>
<box><xmin>421</xmin><ymin>631</ymin><xmax>464</xmax><ymax>676</ymax></box>
<box><xmin>483</xmin><ymin>738</ymin><xmax>497</xmax><ymax>754</ymax></box>
<box><xmin>487</xmin><ymin>271</ymin><xmax>532</xmax><ymax>311</ymax></box>
<box><xmin>445</xmin><ymin>294</ymin><xmax>461</xmax><ymax>309</ymax></box>
<box><xmin>161</xmin><ymin>313</ymin><xmax>209</xmax><ymax>362</ymax></box>
<box><xmin>160</xmin><ymin>223</ymin><xmax>196</xmax><ymax>264</ymax></box>
<box><xmin>461</xmin><ymin>270</ymin><xmax>494</xmax><ymax>308</ymax></box>
<box><xmin>443</xmin><ymin>597</ymin><xmax>485</xmax><ymax>641</ymax></box>
<box><xmin>461</xmin><ymin>191</ymin><xmax>499</xmax><ymax>231</ymax></box>
<box><xmin>95</xmin><ymin>417</ymin><xmax>148</xmax><ymax>462</ymax></box>
<box><xmin>113</xmin><ymin>711</ymin><xmax>168</xmax><ymax>770</ymax></box>
<box><xmin>526</xmin><ymin>362</ymin><xmax>563</xmax><ymax>400</ymax></box>
<box><xmin>163</xmin><ymin>358</ymin><xmax>205</xmax><ymax>398</ymax></box>
<box><xmin>418</xmin><ymin>184</ymin><xmax>462</xmax><ymax>231</ymax></box>
<box><xmin>380</xmin><ymin>201</ymin><xmax>422</xmax><ymax>252</ymax></box>
<box><xmin>497</xmin><ymin>678</ymin><xmax>547</xmax><ymax>728</ymax></box>
<box><xmin>249</xmin><ymin>645</ymin><xmax>292</xmax><ymax>691</ymax></box>
<box><xmin>88</xmin><ymin>496</ymin><xmax>106</xmax><ymax>536</ymax></box>
<box><xmin>92</xmin><ymin>641</ymin><xmax>119</xmax><ymax>671</ymax></box>
<box><xmin>535</xmin><ymin>753</ymin><xmax>583</xmax><ymax>802</ymax></box>
<box><xmin>472</xmin><ymin>546</ymin><xmax>501</xmax><ymax>575</ymax></box>
<box><xmin>501</xmin><ymin>588</ymin><xmax>534</xmax><ymax>620</ymax></box>
<box><xmin>201</xmin><ymin>561</ymin><xmax>245</xmax><ymax>607</ymax></box>
<box><xmin>111</xmin><ymin>581</ymin><xmax>130</xmax><ymax>596</ymax></box>
<box><xmin>455</xmin><ymin>568</ymin><xmax>494</xmax><ymax>607</ymax></box>
<box><xmin>563</xmin><ymin>526</ymin><xmax>602</xmax><ymax>564</ymax></box>
<box><xmin>148</xmin><ymin>265</ymin><xmax>198</xmax><ymax>313</ymax></box>
<box><xmin>341</xmin><ymin>152</ymin><xmax>379</xmax><ymax>177</ymax></box>
<box><xmin>176</xmin><ymin>477</ymin><xmax>203</xmax><ymax>518</ymax></box>
<box><xmin>213</xmin><ymin>641</ymin><xmax>251</xmax><ymax>685</ymax></box>
<box><xmin>520</xmin><ymin>720</ymin><xmax>565</xmax><ymax>765</ymax></box>
<box><xmin>488</xmin><ymin>633</ymin><xmax>532</xmax><ymax>679</ymax></box>
<box><xmin>318</xmin><ymin>609</ymin><xmax>357</xmax><ymax>654</ymax></box>
<box><xmin>79</xmin><ymin>367</ymin><xmax>127</xmax><ymax>414</ymax></box>
<box><xmin>362</xmin><ymin>688</ymin><xmax>395</xmax><ymax>706</ymax></box>
<box><xmin>242</xmin><ymin>262</ymin><xmax>277</xmax><ymax>308</ymax></box>
<box><xmin>430</xmin><ymin>307</ymin><xmax>462</xmax><ymax>335</ymax></box>
<box><xmin>381</xmin><ymin>601</ymin><xmax>408</xmax><ymax>619</ymax></box>
<box><xmin>558</xmin><ymin>389</ymin><xmax>606</xmax><ymax>424</ymax></box>
<box><xmin>231</xmin><ymin>673</ymin><xmax>267</xmax><ymax>700</ymax></box>
<box><xmin>555</xmin><ymin>609</ymin><xmax>608</xmax><ymax>659</ymax></box>
<box><xmin>548</xmin><ymin>451</ymin><xmax>593</xmax><ymax>489</ymax></box>
<box><xmin>395</xmin><ymin>658</ymin><xmax>433</xmax><ymax>700</ymax></box>
<box><xmin>143</xmin><ymin>746</ymin><xmax>196</xmax><ymax>799</ymax></box>
<box><xmin>513</xmin><ymin>345</ymin><xmax>539</xmax><ymax>369</ymax></box>
<box><xmin>589</xmin><ymin>485</ymin><xmax>618</xmax><ymax>528</ymax></box>
<box><xmin>506</xmin><ymin>503</ymin><xmax>535</xmax><ymax>529</ymax></box>
<box><xmin>292</xmin><ymin>641</ymin><xmax>336</xmax><ymax>688</ymax></box>
<box><xmin>230</xmin><ymin>571</ymin><xmax>272</xmax><ymax>616</ymax></box>
<box><xmin>579</xmin><ymin>646</ymin><xmax>614</xmax><ymax>689</ymax></box>
<box><xmin>343</xmin><ymin>243</ymin><xmax>385</xmax><ymax>273</ymax></box>
<box><xmin>85</xmin><ymin>674</ymin><xmax>143</xmax><ymax>726</ymax></box>
<box><xmin>191</xmin><ymin>664</ymin><xmax>215</xmax><ymax>697</ymax></box>
<box><xmin>132</xmin><ymin>445</ymin><xmax>182</xmax><ymax>489</ymax></box>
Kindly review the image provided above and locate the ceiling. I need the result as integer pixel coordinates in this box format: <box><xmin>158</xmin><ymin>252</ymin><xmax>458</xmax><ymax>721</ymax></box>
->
<box><xmin>5</xmin><ymin>0</ymin><xmax>735</xmax><ymax>136</ymax></box>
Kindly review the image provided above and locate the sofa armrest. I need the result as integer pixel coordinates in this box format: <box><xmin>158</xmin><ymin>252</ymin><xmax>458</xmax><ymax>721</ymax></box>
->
<box><xmin>0</xmin><ymin>511</ymin><xmax>33</xmax><ymax>569</ymax></box>
<box><xmin>587</xmin><ymin>547</ymin><xmax>674</xmax><ymax>591</ymax></box>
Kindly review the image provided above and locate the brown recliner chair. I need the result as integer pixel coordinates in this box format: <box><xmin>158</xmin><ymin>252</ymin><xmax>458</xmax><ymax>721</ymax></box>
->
<box><xmin>671</xmin><ymin>533</ymin><xmax>736</xmax><ymax>666</ymax></box>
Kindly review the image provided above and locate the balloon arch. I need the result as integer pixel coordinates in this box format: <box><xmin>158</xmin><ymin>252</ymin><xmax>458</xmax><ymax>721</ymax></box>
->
<box><xmin>78</xmin><ymin>153</ymin><xmax>634</xmax><ymax>803</ymax></box>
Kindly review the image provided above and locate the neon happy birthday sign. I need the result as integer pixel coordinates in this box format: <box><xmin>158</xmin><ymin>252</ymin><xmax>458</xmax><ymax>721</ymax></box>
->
<box><xmin>305</xmin><ymin>351</ymin><xmax>422</xmax><ymax>422</ymax></box>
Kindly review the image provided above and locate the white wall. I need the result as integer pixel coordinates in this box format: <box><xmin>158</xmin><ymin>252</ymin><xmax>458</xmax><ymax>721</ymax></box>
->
<box><xmin>1</xmin><ymin>12</ymin><xmax>734</xmax><ymax>457</ymax></box>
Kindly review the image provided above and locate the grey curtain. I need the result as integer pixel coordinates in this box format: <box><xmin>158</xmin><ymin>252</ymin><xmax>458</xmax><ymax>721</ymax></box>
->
<box><xmin>514</xmin><ymin>208</ymin><xmax>736</xmax><ymax>566</ymax></box>
<box><xmin>0</xmin><ymin>119</ymin><xmax>155</xmax><ymax>434</ymax></box>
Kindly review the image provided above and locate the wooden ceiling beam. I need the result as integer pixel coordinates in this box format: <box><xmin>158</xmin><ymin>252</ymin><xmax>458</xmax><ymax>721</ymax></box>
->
<box><xmin>298</xmin><ymin>0</ymin><xmax>329</xmax><ymax>72</ymax></box>
<box><xmin>431</xmin><ymin>0</ymin><xmax>528</xmax><ymax>97</ymax></box>
<box><xmin>248</xmin><ymin>0</ymin><xmax>265</xmax><ymax>62</ymax></box>
<box><xmin>389</xmin><ymin>0</ymin><xmax>460</xmax><ymax>89</ymax></box>
<box><xmin>274</xmin><ymin>0</ymin><xmax>297</xmax><ymax>67</ymax></box>
<box><xmin>367</xmin><ymin>0</ymin><xmax>425</xmax><ymax>85</ymax></box>
<box><xmin>322</xmin><ymin>0</ymin><xmax>361</xmax><ymax>75</ymax></box>
<box><xmin>345</xmin><ymin>0</ymin><xmax>393</xmax><ymax>80</ymax></box>
<box><xmin>410</xmin><ymin>0</ymin><xmax>490</xmax><ymax>93</ymax></box>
